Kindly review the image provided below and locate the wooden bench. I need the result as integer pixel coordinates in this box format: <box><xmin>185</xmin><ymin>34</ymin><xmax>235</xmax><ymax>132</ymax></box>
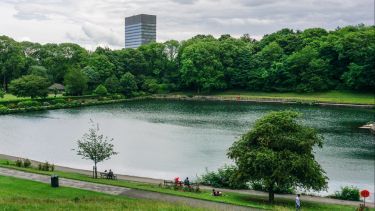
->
<box><xmin>100</xmin><ymin>172</ymin><xmax>117</xmax><ymax>180</ymax></box>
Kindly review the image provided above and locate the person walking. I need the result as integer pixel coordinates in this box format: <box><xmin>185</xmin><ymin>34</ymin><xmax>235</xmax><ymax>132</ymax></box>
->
<box><xmin>296</xmin><ymin>194</ymin><xmax>301</xmax><ymax>210</ymax></box>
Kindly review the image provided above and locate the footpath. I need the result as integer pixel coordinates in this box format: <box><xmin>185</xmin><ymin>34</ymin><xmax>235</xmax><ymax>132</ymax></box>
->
<box><xmin>0</xmin><ymin>167</ymin><xmax>255</xmax><ymax>211</ymax></box>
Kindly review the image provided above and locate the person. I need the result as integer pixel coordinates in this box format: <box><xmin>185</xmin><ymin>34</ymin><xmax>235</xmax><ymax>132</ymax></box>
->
<box><xmin>108</xmin><ymin>169</ymin><xmax>114</xmax><ymax>179</ymax></box>
<box><xmin>212</xmin><ymin>189</ymin><xmax>222</xmax><ymax>196</ymax></box>
<box><xmin>184</xmin><ymin>177</ymin><xmax>190</xmax><ymax>187</ymax></box>
<box><xmin>296</xmin><ymin>194</ymin><xmax>301</xmax><ymax>211</ymax></box>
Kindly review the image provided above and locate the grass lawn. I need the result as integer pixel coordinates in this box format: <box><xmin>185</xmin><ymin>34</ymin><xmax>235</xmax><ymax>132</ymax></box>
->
<box><xmin>0</xmin><ymin>160</ymin><xmax>367</xmax><ymax>211</ymax></box>
<box><xmin>0</xmin><ymin>93</ymin><xmax>63</xmax><ymax>102</ymax></box>
<box><xmin>0</xmin><ymin>175</ymin><xmax>204</xmax><ymax>211</ymax></box>
<box><xmin>171</xmin><ymin>90</ymin><xmax>375</xmax><ymax>105</ymax></box>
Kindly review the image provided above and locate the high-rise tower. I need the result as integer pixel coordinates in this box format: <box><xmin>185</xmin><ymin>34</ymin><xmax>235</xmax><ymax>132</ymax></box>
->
<box><xmin>125</xmin><ymin>14</ymin><xmax>156</xmax><ymax>49</ymax></box>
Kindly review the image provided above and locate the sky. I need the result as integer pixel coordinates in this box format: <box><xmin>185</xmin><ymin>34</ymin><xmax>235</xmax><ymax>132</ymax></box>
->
<box><xmin>0</xmin><ymin>0</ymin><xmax>373</xmax><ymax>49</ymax></box>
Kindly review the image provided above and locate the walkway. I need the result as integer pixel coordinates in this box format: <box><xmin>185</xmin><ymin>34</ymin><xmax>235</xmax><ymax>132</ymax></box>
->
<box><xmin>0</xmin><ymin>167</ymin><xmax>256</xmax><ymax>211</ymax></box>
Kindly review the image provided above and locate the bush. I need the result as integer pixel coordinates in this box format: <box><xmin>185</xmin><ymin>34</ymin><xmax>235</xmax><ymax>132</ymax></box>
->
<box><xmin>50</xmin><ymin>99</ymin><xmax>66</xmax><ymax>105</ymax></box>
<box><xmin>17</xmin><ymin>100</ymin><xmax>41</xmax><ymax>108</ymax></box>
<box><xmin>331</xmin><ymin>186</ymin><xmax>360</xmax><ymax>201</ymax></box>
<box><xmin>0</xmin><ymin>105</ymin><xmax>8</xmax><ymax>112</ymax></box>
<box><xmin>38</xmin><ymin>161</ymin><xmax>54</xmax><ymax>171</ymax></box>
<box><xmin>15</xmin><ymin>159</ymin><xmax>22</xmax><ymax>167</ymax></box>
<box><xmin>94</xmin><ymin>84</ymin><xmax>108</xmax><ymax>96</ymax></box>
<box><xmin>23</xmin><ymin>159</ymin><xmax>31</xmax><ymax>168</ymax></box>
<box><xmin>199</xmin><ymin>165</ymin><xmax>248</xmax><ymax>189</ymax></box>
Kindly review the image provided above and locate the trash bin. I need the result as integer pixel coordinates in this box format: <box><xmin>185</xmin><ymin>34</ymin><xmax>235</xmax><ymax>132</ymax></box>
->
<box><xmin>51</xmin><ymin>175</ymin><xmax>59</xmax><ymax>188</ymax></box>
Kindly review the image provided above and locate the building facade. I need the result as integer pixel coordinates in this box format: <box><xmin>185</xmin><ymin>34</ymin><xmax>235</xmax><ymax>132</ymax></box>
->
<box><xmin>125</xmin><ymin>14</ymin><xmax>156</xmax><ymax>49</ymax></box>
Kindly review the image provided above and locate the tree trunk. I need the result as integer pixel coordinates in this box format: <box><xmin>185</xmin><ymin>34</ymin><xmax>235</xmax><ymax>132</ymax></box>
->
<box><xmin>94</xmin><ymin>162</ymin><xmax>97</xmax><ymax>179</ymax></box>
<box><xmin>268</xmin><ymin>190</ymin><xmax>274</xmax><ymax>203</ymax></box>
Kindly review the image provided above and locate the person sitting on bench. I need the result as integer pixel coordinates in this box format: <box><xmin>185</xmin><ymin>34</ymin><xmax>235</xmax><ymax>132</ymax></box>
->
<box><xmin>107</xmin><ymin>169</ymin><xmax>114</xmax><ymax>179</ymax></box>
<box><xmin>212</xmin><ymin>189</ymin><xmax>222</xmax><ymax>196</ymax></box>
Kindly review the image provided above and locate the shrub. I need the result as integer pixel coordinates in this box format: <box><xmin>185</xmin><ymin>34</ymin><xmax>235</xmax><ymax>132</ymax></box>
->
<box><xmin>94</xmin><ymin>84</ymin><xmax>108</xmax><ymax>96</ymax></box>
<box><xmin>23</xmin><ymin>159</ymin><xmax>31</xmax><ymax>168</ymax></box>
<box><xmin>199</xmin><ymin>165</ymin><xmax>248</xmax><ymax>189</ymax></box>
<box><xmin>38</xmin><ymin>161</ymin><xmax>54</xmax><ymax>171</ymax></box>
<box><xmin>51</xmin><ymin>99</ymin><xmax>66</xmax><ymax>105</ymax></box>
<box><xmin>331</xmin><ymin>186</ymin><xmax>360</xmax><ymax>201</ymax></box>
<box><xmin>0</xmin><ymin>105</ymin><xmax>8</xmax><ymax>112</ymax></box>
<box><xmin>17</xmin><ymin>100</ymin><xmax>41</xmax><ymax>108</ymax></box>
<box><xmin>15</xmin><ymin>159</ymin><xmax>22</xmax><ymax>167</ymax></box>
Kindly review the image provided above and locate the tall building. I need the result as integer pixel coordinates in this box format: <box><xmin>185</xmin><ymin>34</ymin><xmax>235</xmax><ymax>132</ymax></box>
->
<box><xmin>125</xmin><ymin>14</ymin><xmax>156</xmax><ymax>49</ymax></box>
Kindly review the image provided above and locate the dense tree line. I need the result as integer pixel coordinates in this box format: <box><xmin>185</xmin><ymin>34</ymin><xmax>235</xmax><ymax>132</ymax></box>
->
<box><xmin>0</xmin><ymin>24</ymin><xmax>373</xmax><ymax>97</ymax></box>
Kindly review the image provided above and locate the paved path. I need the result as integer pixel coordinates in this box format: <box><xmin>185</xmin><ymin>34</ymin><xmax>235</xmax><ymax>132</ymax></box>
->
<box><xmin>0</xmin><ymin>167</ymin><xmax>256</xmax><ymax>211</ymax></box>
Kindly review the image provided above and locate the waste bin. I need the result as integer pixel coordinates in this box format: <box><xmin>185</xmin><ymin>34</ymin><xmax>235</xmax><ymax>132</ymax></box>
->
<box><xmin>51</xmin><ymin>175</ymin><xmax>59</xmax><ymax>188</ymax></box>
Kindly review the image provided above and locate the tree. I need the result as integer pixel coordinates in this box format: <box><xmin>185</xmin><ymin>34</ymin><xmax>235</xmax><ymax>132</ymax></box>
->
<box><xmin>64</xmin><ymin>68</ymin><xmax>88</xmax><ymax>96</ymax></box>
<box><xmin>179</xmin><ymin>40</ymin><xmax>226</xmax><ymax>93</ymax></box>
<box><xmin>104</xmin><ymin>75</ymin><xmax>121</xmax><ymax>94</ymax></box>
<box><xmin>74</xmin><ymin>120</ymin><xmax>118</xmax><ymax>179</ymax></box>
<box><xmin>93</xmin><ymin>84</ymin><xmax>108</xmax><ymax>96</ymax></box>
<box><xmin>120</xmin><ymin>72</ymin><xmax>138</xmax><ymax>96</ymax></box>
<box><xmin>8</xmin><ymin>75</ymin><xmax>50</xmax><ymax>98</ymax></box>
<box><xmin>227</xmin><ymin>111</ymin><xmax>328</xmax><ymax>203</ymax></box>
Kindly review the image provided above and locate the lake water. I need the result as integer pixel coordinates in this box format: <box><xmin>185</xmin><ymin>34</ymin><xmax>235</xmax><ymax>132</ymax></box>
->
<box><xmin>0</xmin><ymin>99</ymin><xmax>374</xmax><ymax>199</ymax></box>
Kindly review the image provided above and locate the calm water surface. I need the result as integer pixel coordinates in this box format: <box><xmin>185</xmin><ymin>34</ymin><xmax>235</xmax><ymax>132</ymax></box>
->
<box><xmin>0</xmin><ymin>99</ymin><xmax>374</xmax><ymax>199</ymax></box>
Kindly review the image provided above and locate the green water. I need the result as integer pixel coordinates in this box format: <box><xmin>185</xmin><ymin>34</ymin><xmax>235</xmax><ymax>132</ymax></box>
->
<box><xmin>0</xmin><ymin>99</ymin><xmax>373</xmax><ymax>198</ymax></box>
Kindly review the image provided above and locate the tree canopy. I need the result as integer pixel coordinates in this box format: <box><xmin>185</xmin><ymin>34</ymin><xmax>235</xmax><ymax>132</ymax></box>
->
<box><xmin>8</xmin><ymin>75</ymin><xmax>50</xmax><ymax>98</ymax></box>
<box><xmin>227</xmin><ymin>111</ymin><xmax>328</xmax><ymax>203</ymax></box>
<box><xmin>1</xmin><ymin>25</ymin><xmax>373</xmax><ymax>96</ymax></box>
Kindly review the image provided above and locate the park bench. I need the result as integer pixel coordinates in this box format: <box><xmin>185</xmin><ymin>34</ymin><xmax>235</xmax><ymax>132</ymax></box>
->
<box><xmin>99</xmin><ymin>172</ymin><xmax>117</xmax><ymax>180</ymax></box>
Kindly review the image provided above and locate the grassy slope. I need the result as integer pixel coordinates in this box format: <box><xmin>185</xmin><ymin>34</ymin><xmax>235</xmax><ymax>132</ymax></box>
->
<box><xmin>0</xmin><ymin>160</ymin><xmax>366</xmax><ymax>211</ymax></box>
<box><xmin>0</xmin><ymin>175</ymin><xmax>203</xmax><ymax>211</ymax></box>
<box><xmin>172</xmin><ymin>90</ymin><xmax>375</xmax><ymax>105</ymax></box>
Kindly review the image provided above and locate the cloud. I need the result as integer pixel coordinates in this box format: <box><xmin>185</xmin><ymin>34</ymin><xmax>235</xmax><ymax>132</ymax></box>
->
<box><xmin>0</xmin><ymin>0</ymin><xmax>372</xmax><ymax>49</ymax></box>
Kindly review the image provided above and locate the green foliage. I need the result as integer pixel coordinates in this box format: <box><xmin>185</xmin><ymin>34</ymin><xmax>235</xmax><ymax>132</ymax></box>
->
<box><xmin>1</xmin><ymin>25</ymin><xmax>374</xmax><ymax>96</ymax></box>
<box><xmin>0</xmin><ymin>89</ymin><xmax>4</xmax><ymax>98</ymax></box>
<box><xmin>9</xmin><ymin>75</ymin><xmax>50</xmax><ymax>98</ymax></box>
<box><xmin>227</xmin><ymin>111</ymin><xmax>328</xmax><ymax>203</ymax></box>
<box><xmin>199</xmin><ymin>165</ymin><xmax>248</xmax><ymax>189</ymax></box>
<box><xmin>37</xmin><ymin>161</ymin><xmax>54</xmax><ymax>171</ymax></box>
<box><xmin>93</xmin><ymin>84</ymin><xmax>108</xmax><ymax>96</ymax></box>
<box><xmin>64</xmin><ymin>68</ymin><xmax>88</xmax><ymax>96</ymax></box>
<box><xmin>331</xmin><ymin>186</ymin><xmax>360</xmax><ymax>201</ymax></box>
<box><xmin>120</xmin><ymin>72</ymin><xmax>138</xmax><ymax>96</ymax></box>
<box><xmin>104</xmin><ymin>75</ymin><xmax>121</xmax><ymax>93</ymax></box>
<box><xmin>17</xmin><ymin>100</ymin><xmax>41</xmax><ymax>108</ymax></box>
<box><xmin>74</xmin><ymin>120</ymin><xmax>118</xmax><ymax>178</ymax></box>
<box><xmin>23</xmin><ymin>159</ymin><xmax>31</xmax><ymax>168</ymax></box>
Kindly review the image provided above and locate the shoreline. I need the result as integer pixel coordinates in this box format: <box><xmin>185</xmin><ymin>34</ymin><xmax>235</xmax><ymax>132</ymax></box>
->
<box><xmin>151</xmin><ymin>94</ymin><xmax>375</xmax><ymax>109</ymax></box>
<box><xmin>0</xmin><ymin>153</ymin><xmax>373</xmax><ymax>208</ymax></box>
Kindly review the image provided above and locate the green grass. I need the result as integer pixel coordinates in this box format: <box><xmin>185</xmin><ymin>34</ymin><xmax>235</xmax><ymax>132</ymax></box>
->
<box><xmin>0</xmin><ymin>175</ymin><xmax>202</xmax><ymax>211</ymax></box>
<box><xmin>0</xmin><ymin>93</ymin><xmax>63</xmax><ymax>102</ymax></box>
<box><xmin>0</xmin><ymin>160</ymin><xmax>368</xmax><ymax>211</ymax></box>
<box><xmin>171</xmin><ymin>90</ymin><xmax>375</xmax><ymax>105</ymax></box>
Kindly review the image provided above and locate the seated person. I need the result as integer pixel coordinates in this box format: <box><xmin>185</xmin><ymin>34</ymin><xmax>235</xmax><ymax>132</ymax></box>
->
<box><xmin>184</xmin><ymin>177</ymin><xmax>190</xmax><ymax>187</ymax></box>
<box><xmin>212</xmin><ymin>189</ymin><xmax>222</xmax><ymax>196</ymax></box>
<box><xmin>107</xmin><ymin>169</ymin><xmax>114</xmax><ymax>179</ymax></box>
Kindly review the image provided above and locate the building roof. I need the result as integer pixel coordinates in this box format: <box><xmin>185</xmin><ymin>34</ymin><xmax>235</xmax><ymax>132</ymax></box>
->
<box><xmin>48</xmin><ymin>83</ymin><xmax>65</xmax><ymax>90</ymax></box>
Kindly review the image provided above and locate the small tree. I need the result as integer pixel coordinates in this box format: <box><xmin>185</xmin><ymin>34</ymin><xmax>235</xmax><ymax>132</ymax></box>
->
<box><xmin>227</xmin><ymin>111</ymin><xmax>328</xmax><ymax>203</ymax></box>
<box><xmin>74</xmin><ymin>120</ymin><xmax>118</xmax><ymax>178</ymax></box>
<box><xmin>8</xmin><ymin>75</ymin><xmax>50</xmax><ymax>99</ymax></box>
<box><xmin>93</xmin><ymin>84</ymin><xmax>108</xmax><ymax>96</ymax></box>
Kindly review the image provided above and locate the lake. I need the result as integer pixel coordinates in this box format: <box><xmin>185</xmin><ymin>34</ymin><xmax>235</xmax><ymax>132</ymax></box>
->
<box><xmin>0</xmin><ymin>99</ymin><xmax>374</xmax><ymax>199</ymax></box>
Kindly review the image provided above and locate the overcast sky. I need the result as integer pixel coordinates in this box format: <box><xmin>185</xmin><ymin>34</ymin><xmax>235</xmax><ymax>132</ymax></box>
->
<box><xmin>1</xmin><ymin>0</ymin><xmax>373</xmax><ymax>49</ymax></box>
